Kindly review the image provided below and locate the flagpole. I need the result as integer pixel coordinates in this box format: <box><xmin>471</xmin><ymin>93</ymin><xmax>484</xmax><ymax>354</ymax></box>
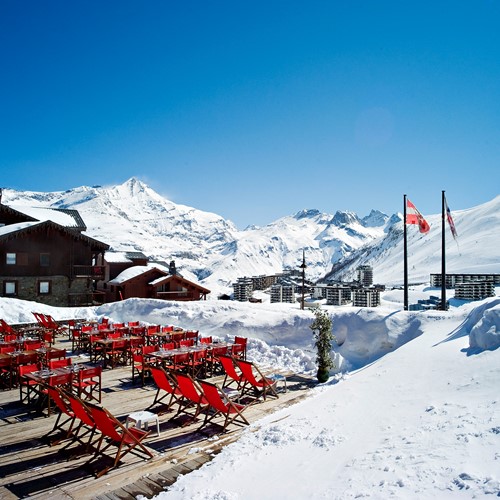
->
<box><xmin>403</xmin><ymin>194</ymin><xmax>408</xmax><ymax>311</ymax></box>
<box><xmin>441</xmin><ymin>190</ymin><xmax>447</xmax><ymax>311</ymax></box>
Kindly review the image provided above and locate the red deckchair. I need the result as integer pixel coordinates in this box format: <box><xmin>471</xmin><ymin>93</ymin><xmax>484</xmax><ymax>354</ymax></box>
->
<box><xmin>199</xmin><ymin>380</ymin><xmax>249</xmax><ymax>432</ymax></box>
<box><xmin>44</xmin><ymin>314</ymin><xmax>66</xmax><ymax>335</ymax></box>
<box><xmin>171</xmin><ymin>371</ymin><xmax>209</xmax><ymax>421</ymax></box>
<box><xmin>149</xmin><ymin>366</ymin><xmax>183</xmax><ymax>412</ymax></box>
<box><xmin>237</xmin><ymin>359</ymin><xmax>279</xmax><ymax>400</ymax></box>
<box><xmin>219</xmin><ymin>355</ymin><xmax>244</xmax><ymax>390</ymax></box>
<box><xmin>62</xmin><ymin>391</ymin><xmax>98</xmax><ymax>453</ymax></box>
<box><xmin>86</xmin><ymin>402</ymin><xmax>154</xmax><ymax>477</ymax></box>
<box><xmin>43</xmin><ymin>387</ymin><xmax>76</xmax><ymax>445</ymax></box>
<box><xmin>0</xmin><ymin>319</ymin><xmax>16</xmax><ymax>335</ymax></box>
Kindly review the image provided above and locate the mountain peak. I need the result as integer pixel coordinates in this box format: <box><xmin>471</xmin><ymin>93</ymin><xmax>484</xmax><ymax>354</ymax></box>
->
<box><xmin>294</xmin><ymin>209</ymin><xmax>321</xmax><ymax>220</ymax></box>
<box><xmin>120</xmin><ymin>177</ymin><xmax>149</xmax><ymax>194</ymax></box>
<box><xmin>362</xmin><ymin>209</ymin><xmax>389</xmax><ymax>227</ymax></box>
<box><xmin>331</xmin><ymin>210</ymin><xmax>361</xmax><ymax>227</ymax></box>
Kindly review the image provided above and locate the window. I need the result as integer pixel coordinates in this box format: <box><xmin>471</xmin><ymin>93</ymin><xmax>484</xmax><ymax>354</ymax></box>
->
<box><xmin>4</xmin><ymin>281</ymin><xmax>17</xmax><ymax>296</ymax></box>
<box><xmin>38</xmin><ymin>280</ymin><xmax>51</xmax><ymax>295</ymax></box>
<box><xmin>40</xmin><ymin>253</ymin><xmax>50</xmax><ymax>267</ymax></box>
<box><xmin>5</xmin><ymin>252</ymin><xmax>28</xmax><ymax>265</ymax></box>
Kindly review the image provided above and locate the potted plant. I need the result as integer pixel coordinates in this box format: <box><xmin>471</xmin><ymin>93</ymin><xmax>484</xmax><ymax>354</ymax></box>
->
<box><xmin>309</xmin><ymin>306</ymin><xmax>335</xmax><ymax>383</ymax></box>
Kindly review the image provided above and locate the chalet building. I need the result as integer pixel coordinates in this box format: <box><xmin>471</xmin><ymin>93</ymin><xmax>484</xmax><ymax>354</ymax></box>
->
<box><xmin>150</xmin><ymin>273</ymin><xmax>210</xmax><ymax>301</ymax></box>
<box><xmin>97</xmin><ymin>250</ymin><xmax>149</xmax><ymax>284</ymax></box>
<box><xmin>0</xmin><ymin>203</ymin><xmax>109</xmax><ymax>306</ymax></box>
<box><xmin>98</xmin><ymin>252</ymin><xmax>210</xmax><ymax>302</ymax></box>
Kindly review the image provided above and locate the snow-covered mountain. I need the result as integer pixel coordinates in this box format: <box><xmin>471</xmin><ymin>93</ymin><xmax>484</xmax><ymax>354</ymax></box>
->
<box><xmin>3</xmin><ymin>178</ymin><xmax>499</xmax><ymax>293</ymax></box>
<box><xmin>2</xmin><ymin>178</ymin><xmax>391</xmax><ymax>292</ymax></box>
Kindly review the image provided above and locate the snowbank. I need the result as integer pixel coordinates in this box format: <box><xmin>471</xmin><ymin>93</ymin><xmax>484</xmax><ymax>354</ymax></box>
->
<box><xmin>469</xmin><ymin>300</ymin><xmax>500</xmax><ymax>350</ymax></box>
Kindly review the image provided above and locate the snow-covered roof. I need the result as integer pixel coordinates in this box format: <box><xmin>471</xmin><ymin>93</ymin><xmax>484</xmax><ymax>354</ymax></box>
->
<box><xmin>0</xmin><ymin>219</ymin><xmax>109</xmax><ymax>250</ymax></box>
<box><xmin>108</xmin><ymin>263</ymin><xmax>169</xmax><ymax>285</ymax></box>
<box><xmin>105</xmin><ymin>250</ymin><xmax>149</xmax><ymax>264</ymax></box>
<box><xmin>149</xmin><ymin>275</ymin><xmax>169</xmax><ymax>286</ymax></box>
<box><xmin>8</xmin><ymin>206</ymin><xmax>85</xmax><ymax>229</ymax></box>
<box><xmin>0</xmin><ymin>221</ymin><xmax>41</xmax><ymax>237</ymax></box>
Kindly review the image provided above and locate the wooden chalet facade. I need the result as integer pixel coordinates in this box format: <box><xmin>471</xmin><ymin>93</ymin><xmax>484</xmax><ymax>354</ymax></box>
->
<box><xmin>0</xmin><ymin>203</ymin><xmax>109</xmax><ymax>307</ymax></box>
<box><xmin>99</xmin><ymin>253</ymin><xmax>210</xmax><ymax>302</ymax></box>
<box><xmin>150</xmin><ymin>273</ymin><xmax>211</xmax><ymax>301</ymax></box>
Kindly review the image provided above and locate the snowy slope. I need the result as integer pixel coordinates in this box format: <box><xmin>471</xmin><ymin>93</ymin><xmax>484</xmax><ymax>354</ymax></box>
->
<box><xmin>326</xmin><ymin>196</ymin><xmax>500</xmax><ymax>285</ymax></box>
<box><xmin>156</xmin><ymin>299</ymin><xmax>500</xmax><ymax>499</ymax></box>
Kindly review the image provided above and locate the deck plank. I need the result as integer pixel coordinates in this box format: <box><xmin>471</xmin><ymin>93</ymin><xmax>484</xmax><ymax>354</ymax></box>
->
<box><xmin>0</xmin><ymin>335</ymin><xmax>315</xmax><ymax>499</ymax></box>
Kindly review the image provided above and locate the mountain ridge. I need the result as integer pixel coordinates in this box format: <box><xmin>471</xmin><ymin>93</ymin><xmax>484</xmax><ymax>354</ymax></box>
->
<box><xmin>3</xmin><ymin>178</ymin><xmax>499</xmax><ymax>295</ymax></box>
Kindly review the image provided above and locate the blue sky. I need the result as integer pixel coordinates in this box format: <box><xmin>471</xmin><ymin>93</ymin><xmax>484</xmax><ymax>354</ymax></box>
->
<box><xmin>1</xmin><ymin>1</ymin><xmax>499</xmax><ymax>229</ymax></box>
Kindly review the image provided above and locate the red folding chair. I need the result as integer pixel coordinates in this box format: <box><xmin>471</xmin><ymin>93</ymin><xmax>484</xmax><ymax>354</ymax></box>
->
<box><xmin>63</xmin><ymin>391</ymin><xmax>98</xmax><ymax>453</ymax></box>
<box><xmin>14</xmin><ymin>352</ymin><xmax>39</xmax><ymax>385</ymax></box>
<box><xmin>90</xmin><ymin>334</ymin><xmax>105</xmax><ymax>363</ymax></box>
<box><xmin>48</xmin><ymin>357</ymin><xmax>72</xmax><ymax>370</ymax></box>
<box><xmin>86</xmin><ymin>402</ymin><xmax>154</xmax><ymax>478</ymax></box>
<box><xmin>45</xmin><ymin>348</ymin><xmax>67</xmax><ymax>365</ymax></box>
<box><xmin>237</xmin><ymin>359</ymin><xmax>279</xmax><ymax>401</ymax></box>
<box><xmin>160</xmin><ymin>342</ymin><xmax>175</xmax><ymax>351</ymax></box>
<box><xmin>41</xmin><ymin>372</ymin><xmax>73</xmax><ymax>415</ymax></box>
<box><xmin>184</xmin><ymin>330</ymin><xmax>199</xmax><ymax>344</ymax></box>
<box><xmin>128</xmin><ymin>336</ymin><xmax>144</xmax><ymax>360</ymax></box>
<box><xmin>0</xmin><ymin>355</ymin><xmax>13</xmax><ymax>390</ymax></box>
<box><xmin>231</xmin><ymin>336</ymin><xmax>247</xmax><ymax>360</ymax></box>
<box><xmin>199</xmin><ymin>380</ymin><xmax>249</xmax><ymax>432</ymax></box>
<box><xmin>43</xmin><ymin>387</ymin><xmax>76</xmax><ymax>445</ymax></box>
<box><xmin>206</xmin><ymin>345</ymin><xmax>229</xmax><ymax>377</ymax></box>
<box><xmin>149</xmin><ymin>366</ymin><xmax>183</xmax><ymax>412</ymax></box>
<box><xmin>18</xmin><ymin>363</ymin><xmax>40</xmax><ymax>405</ymax></box>
<box><xmin>219</xmin><ymin>355</ymin><xmax>244</xmax><ymax>390</ymax></box>
<box><xmin>132</xmin><ymin>345</ymin><xmax>156</xmax><ymax>384</ymax></box>
<box><xmin>189</xmin><ymin>348</ymin><xmax>207</xmax><ymax>378</ymax></box>
<box><xmin>23</xmin><ymin>340</ymin><xmax>42</xmax><ymax>350</ymax></box>
<box><xmin>0</xmin><ymin>319</ymin><xmax>17</xmax><ymax>336</ymax></box>
<box><xmin>164</xmin><ymin>352</ymin><xmax>190</xmax><ymax>373</ymax></box>
<box><xmin>106</xmin><ymin>339</ymin><xmax>128</xmax><ymax>368</ymax></box>
<box><xmin>73</xmin><ymin>366</ymin><xmax>102</xmax><ymax>402</ymax></box>
<box><xmin>146</xmin><ymin>325</ymin><xmax>160</xmax><ymax>345</ymax></box>
<box><xmin>171</xmin><ymin>371</ymin><xmax>210</xmax><ymax>421</ymax></box>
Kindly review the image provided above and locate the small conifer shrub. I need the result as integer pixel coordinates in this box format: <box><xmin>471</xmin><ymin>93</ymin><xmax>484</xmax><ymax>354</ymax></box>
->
<box><xmin>309</xmin><ymin>306</ymin><xmax>335</xmax><ymax>382</ymax></box>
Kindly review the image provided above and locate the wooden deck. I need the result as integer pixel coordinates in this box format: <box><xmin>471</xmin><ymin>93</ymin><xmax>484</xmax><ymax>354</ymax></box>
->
<box><xmin>0</xmin><ymin>337</ymin><xmax>315</xmax><ymax>499</ymax></box>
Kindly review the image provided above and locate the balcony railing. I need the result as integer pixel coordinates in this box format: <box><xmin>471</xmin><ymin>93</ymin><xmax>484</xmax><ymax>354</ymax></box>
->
<box><xmin>155</xmin><ymin>291</ymin><xmax>195</xmax><ymax>301</ymax></box>
<box><xmin>71</xmin><ymin>265</ymin><xmax>106</xmax><ymax>279</ymax></box>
